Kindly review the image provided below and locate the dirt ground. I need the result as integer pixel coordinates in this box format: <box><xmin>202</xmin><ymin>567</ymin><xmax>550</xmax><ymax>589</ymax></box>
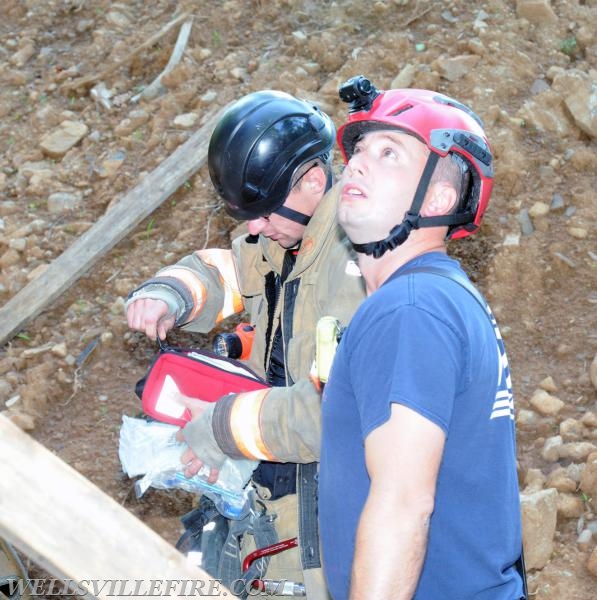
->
<box><xmin>1</xmin><ymin>0</ymin><xmax>596</xmax><ymax>598</ymax></box>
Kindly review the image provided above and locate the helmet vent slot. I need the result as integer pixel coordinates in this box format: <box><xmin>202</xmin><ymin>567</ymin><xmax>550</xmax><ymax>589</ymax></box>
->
<box><xmin>389</xmin><ymin>104</ymin><xmax>413</xmax><ymax>117</ymax></box>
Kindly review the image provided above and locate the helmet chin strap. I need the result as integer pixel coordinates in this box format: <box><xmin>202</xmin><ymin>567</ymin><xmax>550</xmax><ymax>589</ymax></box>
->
<box><xmin>274</xmin><ymin>204</ymin><xmax>311</xmax><ymax>225</ymax></box>
<box><xmin>352</xmin><ymin>152</ymin><xmax>440</xmax><ymax>259</ymax></box>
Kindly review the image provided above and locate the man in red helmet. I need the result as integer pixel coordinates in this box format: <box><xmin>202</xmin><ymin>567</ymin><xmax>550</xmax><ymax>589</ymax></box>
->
<box><xmin>126</xmin><ymin>90</ymin><xmax>366</xmax><ymax>597</ymax></box>
<box><xmin>318</xmin><ymin>78</ymin><xmax>524</xmax><ymax>599</ymax></box>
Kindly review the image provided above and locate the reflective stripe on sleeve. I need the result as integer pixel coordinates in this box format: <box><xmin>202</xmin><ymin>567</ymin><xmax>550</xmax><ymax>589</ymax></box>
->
<box><xmin>229</xmin><ymin>389</ymin><xmax>275</xmax><ymax>461</ymax></box>
<box><xmin>155</xmin><ymin>266</ymin><xmax>207</xmax><ymax>321</ymax></box>
<box><xmin>196</xmin><ymin>249</ymin><xmax>244</xmax><ymax>321</ymax></box>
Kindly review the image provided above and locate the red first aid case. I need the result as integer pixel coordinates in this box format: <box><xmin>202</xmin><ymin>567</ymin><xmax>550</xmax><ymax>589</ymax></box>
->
<box><xmin>135</xmin><ymin>342</ymin><xmax>269</xmax><ymax>427</ymax></box>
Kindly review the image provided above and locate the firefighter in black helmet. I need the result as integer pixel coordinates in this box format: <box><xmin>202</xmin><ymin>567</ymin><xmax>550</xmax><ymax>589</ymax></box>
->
<box><xmin>126</xmin><ymin>90</ymin><xmax>366</xmax><ymax>598</ymax></box>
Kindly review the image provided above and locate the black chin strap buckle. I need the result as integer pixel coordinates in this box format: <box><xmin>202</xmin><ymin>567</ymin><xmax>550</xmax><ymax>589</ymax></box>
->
<box><xmin>353</xmin><ymin>212</ymin><xmax>420</xmax><ymax>259</ymax></box>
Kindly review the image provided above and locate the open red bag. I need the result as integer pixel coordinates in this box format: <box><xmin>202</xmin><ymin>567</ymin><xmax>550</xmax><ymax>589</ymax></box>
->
<box><xmin>135</xmin><ymin>338</ymin><xmax>269</xmax><ymax>427</ymax></box>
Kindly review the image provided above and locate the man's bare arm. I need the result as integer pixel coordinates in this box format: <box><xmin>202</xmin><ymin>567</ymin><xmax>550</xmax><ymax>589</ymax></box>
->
<box><xmin>350</xmin><ymin>403</ymin><xmax>445</xmax><ymax>600</ymax></box>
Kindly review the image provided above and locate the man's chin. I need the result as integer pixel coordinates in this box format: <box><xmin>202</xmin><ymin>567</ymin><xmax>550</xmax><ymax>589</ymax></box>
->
<box><xmin>338</xmin><ymin>217</ymin><xmax>369</xmax><ymax>245</ymax></box>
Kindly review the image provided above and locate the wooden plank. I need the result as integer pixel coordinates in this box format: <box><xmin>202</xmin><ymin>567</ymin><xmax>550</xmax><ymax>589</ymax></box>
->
<box><xmin>0</xmin><ymin>414</ymin><xmax>228</xmax><ymax>598</ymax></box>
<box><xmin>0</xmin><ymin>102</ymin><xmax>231</xmax><ymax>346</ymax></box>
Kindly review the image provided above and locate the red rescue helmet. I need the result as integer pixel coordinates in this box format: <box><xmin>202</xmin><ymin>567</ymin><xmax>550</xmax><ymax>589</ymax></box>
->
<box><xmin>337</xmin><ymin>76</ymin><xmax>493</xmax><ymax>255</ymax></box>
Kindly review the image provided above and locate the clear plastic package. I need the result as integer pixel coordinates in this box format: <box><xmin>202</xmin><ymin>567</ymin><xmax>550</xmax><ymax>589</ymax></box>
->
<box><xmin>118</xmin><ymin>415</ymin><xmax>258</xmax><ymax>519</ymax></box>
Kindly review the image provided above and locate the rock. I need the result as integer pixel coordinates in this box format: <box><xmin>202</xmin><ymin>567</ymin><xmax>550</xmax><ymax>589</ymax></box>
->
<box><xmin>10</xmin><ymin>40</ymin><xmax>35</xmax><ymax>67</ymax></box>
<box><xmin>433</xmin><ymin>54</ymin><xmax>481</xmax><ymax>82</ymax></box>
<box><xmin>524</xmin><ymin>468</ymin><xmax>546</xmax><ymax>492</ymax></box>
<box><xmin>302</xmin><ymin>62</ymin><xmax>320</xmax><ymax>76</ymax></box>
<box><xmin>114</xmin><ymin>109</ymin><xmax>150</xmax><ymax>136</ymax></box>
<box><xmin>562</xmin><ymin>75</ymin><xmax>597</xmax><ymax>140</ymax></box>
<box><xmin>515</xmin><ymin>0</ymin><xmax>557</xmax><ymax>25</ymax></box>
<box><xmin>541</xmin><ymin>435</ymin><xmax>562</xmax><ymax>462</ymax></box>
<box><xmin>9</xmin><ymin>238</ymin><xmax>26</xmax><ymax>252</ymax></box>
<box><xmin>0</xmin><ymin>379</ymin><xmax>13</xmax><ymax>402</ymax></box>
<box><xmin>230</xmin><ymin>67</ymin><xmax>248</xmax><ymax>81</ymax></box>
<box><xmin>550</xmin><ymin>193</ymin><xmax>565</xmax><ymax>211</ymax></box>
<box><xmin>2</xmin><ymin>69</ymin><xmax>27</xmax><ymax>85</ymax></box>
<box><xmin>98</xmin><ymin>151</ymin><xmax>125</xmax><ymax>179</ymax></box>
<box><xmin>100</xmin><ymin>331</ymin><xmax>113</xmax><ymax>345</ymax></box>
<box><xmin>530</xmin><ymin>388</ymin><xmax>564</xmax><ymax>416</ymax></box>
<box><xmin>528</xmin><ymin>201</ymin><xmax>550</xmax><ymax>218</ymax></box>
<box><xmin>560</xmin><ymin>442</ymin><xmax>597</xmax><ymax>462</ymax></box>
<box><xmin>560</xmin><ymin>418</ymin><xmax>587</xmax><ymax>442</ymax></box>
<box><xmin>106</xmin><ymin>11</ymin><xmax>131</xmax><ymax>28</ymax></box>
<box><xmin>40</xmin><ymin>121</ymin><xmax>89</xmax><ymax>159</ymax></box>
<box><xmin>546</xmin><ymin>467</ymin><xmax>577</xmax><ymax>493</ymax></box>
<box><xmin>199</xmin><ymin>90</ymin><xmax>217</xmax><ymax>104</ymax></box>
<box><xmin>580</xmin><ymin>452</ymin><xmax>597</xmax><ymax>501</ymax></box>
<box><xmin>587</xmin><ymin>545</ymin><xmax>597</xmax><ymax>577</ymax></box>
<box><xmin>51</xmin><ymin>342</ymin><xmax>68</xmax><ymax>358</ymax></box>
<box><xmin>539</xmin><ymin>376</ymin><xmax>558</xmax><ymax>392</ymax></box>
<box><xmin>587</xmin><ymin>521</ymin><xmax>597</xmax><ymax>536</ymax></box>
<box><xmin>520</xmin><ymin>488</ymin><xmax>558</xmax><ymax>570</ymax></box>
<box><xmin>517</xmin><ymin>209</ymin><xmax>534</xmax><ymax>235</ymax></box>
<box><xmin>558</xmin><ymin>493</ymin><xmax>584</xmax><ymax>519</ymax></box>
<box><xmin>503</xmin><ymin>233</ymin><xmax>521</xmax><ymax>246</ymax></box>
<box><xmin>391</xmin><ymin>64</ymin><xmax>416</xmax><ymax>88</ymax></box>
<box><xmin>568</xmin><ymin>227</ymin><xmax>588</xmax><ymax>239</ymax></box>
<box><xmin>90</xmin><ymin>82</ymin><xmax>113</xmax><ymax>110</ymax></box>
<box><xmin>32</xmin><ymin>104</ymin><xmax>64</xmax><ymax>130</ymax></box>
<box><xmin>577</xmin><ymin>529</ymin><xmax>593</xmax><ymax>552</ymax></box>
<box><xmin>0</xmin><ymin>248</ymin><xmax>20</xmax><ymax>268</ymax></box>
<box><xmin>173</xmin><ymin>113</ymin><xmax>199</xmax><ymax>129</ymax></box>
<box><xmin>530</xmin><ymin>78</ymin><xmax>550</xmax><ymax>95</ymax></box>
<box><xmin>292</xmin><ymin>30</ymin><xmax>307</xmax><ymax>43</ymax></box>
<box><xmin>7</xmin><ymin>410</ymin><xmax>35</xmax><ymax>431</ymax></box>
<box><xmin>47</xmin><ymin>191</ymin><xmax>82</xmax><ymax>213</ymax></box>
<box><xmin>18</xmin><ymin>160</ymin><xmax>54</xmax><ymax>180</ymax></box>
<box><xmin>582</xmin><ymin>411</ymin><xmax>597</xmax><ymax>429</ymax></box>
<box><xmin>517</xmin><ymin>408</ymin><xmax>539</xmax><ymax>429</ymax></box>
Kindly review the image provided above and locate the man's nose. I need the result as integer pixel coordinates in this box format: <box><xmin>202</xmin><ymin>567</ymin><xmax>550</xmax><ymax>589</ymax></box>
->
<box><xmin>347</xmin><ymin>153</ymin><xmax>366</xmax><ymax>176</ymax></box>
<box><xmin>247</xmin><ymin>218</ymin><xmax>267</xmax><ymax>235</ymax></box>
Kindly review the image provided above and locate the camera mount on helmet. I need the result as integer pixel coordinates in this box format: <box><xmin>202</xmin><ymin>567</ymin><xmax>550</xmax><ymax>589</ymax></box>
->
<box><xmin>339</xmin><ymin>75</ymin><xmax>380</xmax><ymax>113</ymax></box>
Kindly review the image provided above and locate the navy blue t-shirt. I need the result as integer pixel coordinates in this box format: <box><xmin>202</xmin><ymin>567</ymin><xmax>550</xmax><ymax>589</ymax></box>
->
<box><xmin>319</xmin><ymin>253</ymin><xmax>523</xmax><ymax>599</ymax></box>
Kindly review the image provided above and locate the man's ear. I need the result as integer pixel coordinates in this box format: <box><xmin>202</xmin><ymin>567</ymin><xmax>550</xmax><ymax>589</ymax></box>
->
<box><xmin>422</xmin><ymin>182</ymin><xmax>458</xmax><ymax>216</ymax></box>
<box><xmin>302</xmin><ymin>165</ymin><xmax>327</xmax><ymax>195</ymax></box>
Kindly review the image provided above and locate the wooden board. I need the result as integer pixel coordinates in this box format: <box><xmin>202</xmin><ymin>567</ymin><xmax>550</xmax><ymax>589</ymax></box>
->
<box><xmin>0</xmin><ymin>103</ymin><xmax>231</xmax><ymax>346</ymax></box>
<box><xmin>0</xmin><ymin>414</ymin><xmax>228</xmax><ymax>598</ymax></box>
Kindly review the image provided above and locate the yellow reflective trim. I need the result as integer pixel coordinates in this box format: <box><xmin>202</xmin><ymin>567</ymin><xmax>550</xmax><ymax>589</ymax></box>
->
<box><xmin>196</xmin><ymin>249</ymin><xmax>244</xmax><ymax>320</ymax></box>
<box><xmin>157</xmin><ymin>266</ymin><xmax>206</xmax><ymax>321</ymax></box>
<box><xmin>229</xmin><ymin>389</ymin><xmax>274</xmax><ymax>461</ymax></box>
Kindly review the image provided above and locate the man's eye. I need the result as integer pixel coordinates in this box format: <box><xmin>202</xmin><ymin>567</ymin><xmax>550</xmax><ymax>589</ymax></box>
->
<box><xmin>382</xmin><ymin>147</ymin><xmax>397</xmax><ymax>158</ymax></box>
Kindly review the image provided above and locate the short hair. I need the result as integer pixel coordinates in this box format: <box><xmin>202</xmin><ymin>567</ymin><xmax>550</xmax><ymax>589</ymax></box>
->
<box><xmin>291</xmin><ymin>157</ymin><xmax>333</xmax><ymax>190</ymax></box>
<box><xmin>430</xmin><ymin>152</ymin><xmax>472</xmax><ymax>215</ymax></box>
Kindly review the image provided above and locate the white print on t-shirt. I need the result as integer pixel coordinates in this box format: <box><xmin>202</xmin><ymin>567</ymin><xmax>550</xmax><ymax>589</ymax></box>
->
<box><xmin>487</xmin><ymin>306</ymin><xmax>515</xmax><ymax>421</ymax></box>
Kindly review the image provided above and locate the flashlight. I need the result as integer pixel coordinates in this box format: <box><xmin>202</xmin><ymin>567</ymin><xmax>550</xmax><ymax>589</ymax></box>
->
<box><xmin>212</xmin><ymin>323</ymin><xmax>255</xmax><ymax>360</ymax></box>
